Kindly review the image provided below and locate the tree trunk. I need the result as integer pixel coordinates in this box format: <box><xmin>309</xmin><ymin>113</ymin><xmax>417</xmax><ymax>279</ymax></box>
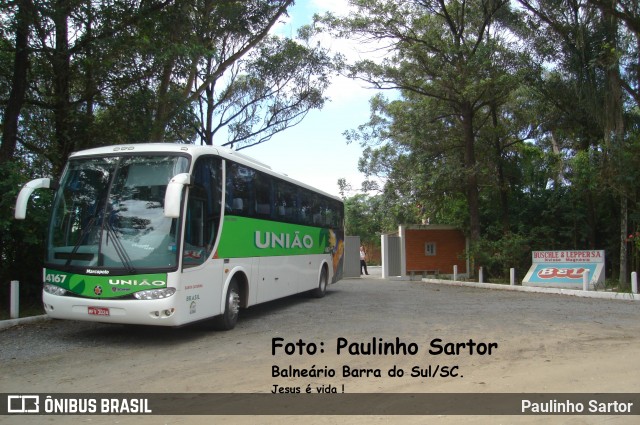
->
<box><xmin>82</xmin><ymin>1</ymin><xmax>95</xmax><ymax>151</ymax></box>
<box><xmin>150</xmin><ymin>58</ymin><xmax>175</xmax><ymax>142</ymax></box>
<box><xmin>601</xmin><ymin>1</ymin><xmax>627</xmax><ymax>284</ymax></box>
<box><xmin>620</xmin><ymin>196</ymin><xmax>628</xmax><ymax>284</ymax></box>
<box><xmin>0</xmin><ymin>0</ymin><xmax>32</xmax><ymax>164</ymax></box>
<box><xmin>204</xmin><ymin>86</ymin><xmax>215</xmax><ymax>145</ymax></box>
<box><xmin>52</xmin><ymin>0</ymin><xmax>72</xmax><ymax>175</ymax></box>
<box><xmin>491</xmin><ymin>103</ymin><xmax>509</xmax><ymax>233</ymax></box>
<box><xmin>461</xmin><ymin>102</ymin><xmax>481</xmax><ymax>243</ymax></box>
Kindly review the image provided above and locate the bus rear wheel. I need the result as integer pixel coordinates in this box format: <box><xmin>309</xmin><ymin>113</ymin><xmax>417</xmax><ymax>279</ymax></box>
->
<box><xmin>311</xmin><ymin>267</ymin><xmax>328</xmax><ymax>298</ymax></box>
<box><xmin>213</xmin><ymin>280</ymin><xmax>240</xmax><ymax>330</ymax></box>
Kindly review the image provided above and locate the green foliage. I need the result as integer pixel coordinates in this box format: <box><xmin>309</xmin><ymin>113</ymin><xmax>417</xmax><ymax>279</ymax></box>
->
<box><xmin>333</xmin><ymin>0</ymin><xmax>640</xmax><ymax>281</ymax></box>
<box><xmin>469</xmin><ymin>233</ymin><xmax>532</xmax><ymax>280</ymax></box>
<box><xmin>0</xmin><ymin>162</ymin><xmax>52</xmax><ymax>315</ymax></box>
<box><xmin>0</xmin><ymin>1</ymin><xmax>326</xmax><ymax>164</ymax></box>
<box><xmin>2</xmin><ymin>0</ymin><xmax>640</xmax><ymax>290</ymax></box>
<box><xmin>344</xmin><ymin>194</ymin><xmax>407</xmax><ymax>244</ymax></box>
<box><xmin>216</xmin><ymin>35</ymin><xmax>333</xmax><ymax>149</ymax></box>
<box><xmin>0</xmin><ymin>0</ymin><xmax>334</xmax><ymax>312</ymax></box>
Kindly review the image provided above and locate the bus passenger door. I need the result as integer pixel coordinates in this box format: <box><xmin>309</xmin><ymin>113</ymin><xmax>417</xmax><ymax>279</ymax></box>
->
<box><xmin>179</xmin><ymin>155</ymin><xmax>225</xmax><ymax>323</ymax></box>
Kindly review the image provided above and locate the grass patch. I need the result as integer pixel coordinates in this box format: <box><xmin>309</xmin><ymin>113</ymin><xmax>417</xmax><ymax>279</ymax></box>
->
<box><xmin>0</xmin><ymin>302</ymin><xmax>44</xmax><ymax>321</ymax></box>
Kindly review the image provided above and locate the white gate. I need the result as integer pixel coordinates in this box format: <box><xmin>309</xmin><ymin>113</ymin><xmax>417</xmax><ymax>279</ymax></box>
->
<box><xmin>343</xmin><ymin>236</ymin><xmax>361</xmax><ymax>278</ymax></box>
<box><xmin>381</xmin><ymin>234</ymin><xmax>402</xmax><ymax>277</ymax></box>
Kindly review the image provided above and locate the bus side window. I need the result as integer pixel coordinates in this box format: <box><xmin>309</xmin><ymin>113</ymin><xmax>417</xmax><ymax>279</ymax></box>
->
<box><xmin>254</xmin><ymin>171</ymin><xmax>271</xmax><ymax>217</ymax></box>
<box><xmin>300</xmin><ymin>191</ymin><xmax>312</xmax><ymax>225</ymax></box>
<box><xmin>226</xmin><ymin>162</ymin><xmax>254</xmax><ymax>216</ymax></box>
<box><xmin>275</xmin><ymin>180</ymin><xmax>297</xmax><ymax>222</ymax></box>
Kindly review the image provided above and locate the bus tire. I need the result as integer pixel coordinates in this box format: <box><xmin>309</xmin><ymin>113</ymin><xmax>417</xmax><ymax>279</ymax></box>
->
<box><xmin>213</xmin><ymin>279</ymin><xmax>240</xmax><ymax>330</ymax></box>
<box><xmin>311</xmin><ymin>267</ymin><xmax>328</xmax><ymax>298</ymax></box>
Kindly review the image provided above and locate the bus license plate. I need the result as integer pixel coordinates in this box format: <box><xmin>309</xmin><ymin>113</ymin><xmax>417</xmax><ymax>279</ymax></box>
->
<box><xmin>88</xmin><ymin>306</ymin><xmax>110</xmax><ymax>316</ymax></box>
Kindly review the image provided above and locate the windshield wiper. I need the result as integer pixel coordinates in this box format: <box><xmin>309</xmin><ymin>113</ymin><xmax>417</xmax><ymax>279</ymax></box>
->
<box><xmin>64</xmin><ymin>215</ymin><xmax>98</xmax><ymax>267</ymax></box>
<box><xmin>104</xmin><ymin>221</ymin><xmax>136</xmax><ymax>274</ymax></box>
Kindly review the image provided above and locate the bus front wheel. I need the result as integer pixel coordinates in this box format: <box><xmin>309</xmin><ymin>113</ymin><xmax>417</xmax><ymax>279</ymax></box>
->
<box><xmin>214</xmin><ymin>280</ymin><xmax>240</xmax><ymax>330</ymax></box>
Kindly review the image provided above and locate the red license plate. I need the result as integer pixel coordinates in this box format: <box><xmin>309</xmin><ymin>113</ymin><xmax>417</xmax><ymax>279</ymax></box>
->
<box><xmin>88</xmin><ymin>306</ymin><xmax>110</xmax><ymax>316</ymax></box>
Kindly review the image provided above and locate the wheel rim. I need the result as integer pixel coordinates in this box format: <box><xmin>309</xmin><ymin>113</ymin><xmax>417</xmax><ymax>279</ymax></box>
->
<box><xmin>228</xmin><ymin>288</ymin><xmax>240</xmax><ymax>317</ymax></box>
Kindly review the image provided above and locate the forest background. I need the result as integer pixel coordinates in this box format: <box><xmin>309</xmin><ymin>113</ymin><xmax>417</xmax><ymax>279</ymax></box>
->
<box><xmin>1</xmin><ymin>0</ymin><xmax>639</xmax><ymax>315</ymax></box>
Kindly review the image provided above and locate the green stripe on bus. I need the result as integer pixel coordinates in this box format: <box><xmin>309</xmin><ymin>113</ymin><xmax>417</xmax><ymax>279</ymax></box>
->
<box><xmin>44</xmin><ymin>269</ymin><xmax>168</xmax><ymax>298</ymax></box>
<box><xmin>216</xmin><ymin>216</ymin><xmax>338</xmax><ymax>258</ymax></box>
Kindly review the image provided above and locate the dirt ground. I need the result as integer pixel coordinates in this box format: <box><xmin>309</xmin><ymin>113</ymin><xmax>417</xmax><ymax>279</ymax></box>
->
<box><xmin>1</xmin><ymin>269</ymin><xmax>639</xmax><ymax>424</ymax></box>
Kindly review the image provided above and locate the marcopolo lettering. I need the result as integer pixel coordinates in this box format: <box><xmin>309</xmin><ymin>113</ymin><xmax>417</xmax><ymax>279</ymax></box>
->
<box><xmin>108</xmin><ymin>279</ymin><xmax>165</xmax><ymax>286</ymax></box>
<box><xmin>255</xmin><ymin>231</ymin><xmax>314</xmax><ymax>250</ymax></box>
<box><xmin>86</xmin><ymin>269</ymin><xmax>110</xmax><ymax>275</ymax></box>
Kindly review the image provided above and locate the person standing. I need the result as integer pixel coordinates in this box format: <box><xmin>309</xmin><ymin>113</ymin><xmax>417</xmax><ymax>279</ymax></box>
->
<box><xmin>360</xmin><ymin>245</ymin><xmax>369</xmax><ymax>275</ymax></box>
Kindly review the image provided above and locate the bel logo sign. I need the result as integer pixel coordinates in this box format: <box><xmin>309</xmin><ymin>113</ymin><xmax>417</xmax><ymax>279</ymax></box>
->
<box><xmin>523</xmin><ymin>250</ymin><xmax>605</xmax><ymax>290</ymax></box>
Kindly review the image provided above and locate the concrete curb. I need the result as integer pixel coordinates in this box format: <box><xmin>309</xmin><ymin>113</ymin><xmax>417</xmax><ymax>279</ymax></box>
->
<box><xmin>0</xmin><ymin>314</ymin><xmax>49</xmax><ymax>331</ymax></box>
<box><xmin>422</xmin><ymin>278</ymin><xmax>640</xmax><ymax>301</ymax></box>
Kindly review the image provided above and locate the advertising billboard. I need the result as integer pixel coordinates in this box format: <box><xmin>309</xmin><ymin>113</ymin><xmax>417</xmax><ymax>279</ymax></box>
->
<box><xmin>523</xmin><ymin>250</ymin><xmax>605</xmax><ymax>289</ymax></box>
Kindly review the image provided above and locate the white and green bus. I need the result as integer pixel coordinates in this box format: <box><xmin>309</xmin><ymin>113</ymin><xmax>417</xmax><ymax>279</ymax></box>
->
<box><xmin>14</xmin><ymin>143</ymin><xmax>344</xmax><ymax>329</ymax></box>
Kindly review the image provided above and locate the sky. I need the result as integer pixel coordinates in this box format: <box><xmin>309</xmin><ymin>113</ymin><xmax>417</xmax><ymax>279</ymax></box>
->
<box><xmin>241</xmin><ymin>0</ymin><xmax>382</xmax><ymax>198</ymax></box>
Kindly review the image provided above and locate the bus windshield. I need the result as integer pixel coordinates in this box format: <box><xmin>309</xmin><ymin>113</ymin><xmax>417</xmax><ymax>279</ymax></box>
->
<box><xmin>47</xmin><ymin>154</ymin><xmax>190</xmax><ymax>272</ymax></box>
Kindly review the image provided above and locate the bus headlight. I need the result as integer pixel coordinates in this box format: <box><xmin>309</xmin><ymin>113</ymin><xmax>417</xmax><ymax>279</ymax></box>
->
<box><xmin>44</xmin><ymin>284</ymin><xmax>67</xmax><ymax>296</ymax></box>
<box><xmin>134</xmin><ymin>287</ymin><xmax>176</xmax><ymax>300</ymax></box>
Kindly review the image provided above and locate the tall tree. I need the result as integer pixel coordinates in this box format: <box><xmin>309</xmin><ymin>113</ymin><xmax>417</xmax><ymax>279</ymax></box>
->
<box><xmin>518</xmin><ymin>0</ymin><xmax>638</xmax><ymax>282</ymax></box>
<box><xmin>133</xmin><ymin>0</ymin><xmax>333</xmax><ymax>149</ymax></box>
<box><xmin>195</xmin><ymin>33</ymin><xmax>332</xmax><ymax>149</ymax></box>
<box><xmin>0</xmin><ymin>0</ymin><xmax>338</xmax><ymax>305</ymax></box>
<box><xmin>321</xmin><ymin>0</ymin><xmax>519</xmax><ymax>244</ymax></box>
<box><xmin>1</xmin><ymin>0</ymin><xmax>333</xmax><ymax>172</ymax></box>
<box><xmin>1</xmin><ymin>0</ymin><xmax>177</xmax><ymax>174</ymax></box>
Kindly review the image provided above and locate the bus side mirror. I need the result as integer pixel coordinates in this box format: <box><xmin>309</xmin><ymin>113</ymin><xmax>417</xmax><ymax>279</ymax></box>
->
<box><xmin>164</xmin><ymin>173</ymin><xmax>192</xmax><ymax>218</ymax></box>
<box><xmin>15</xmin><ymin>178</ymin><xmax>53</xmax><ymax>219</ymax></box>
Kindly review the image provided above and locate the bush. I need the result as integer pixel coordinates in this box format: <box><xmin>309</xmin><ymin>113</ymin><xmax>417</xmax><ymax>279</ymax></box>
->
<box><xmin>0</xmin><ymin>163</ymin><xmax>51</xmax><ymax>317</ymax></box>
<box><xmin>469</xmin><ymin>233</ymin><xmax>532</xmax><ymax>281</ymax></box>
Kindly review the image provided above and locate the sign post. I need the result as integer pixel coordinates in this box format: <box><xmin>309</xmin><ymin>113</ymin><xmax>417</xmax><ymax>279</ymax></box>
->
<box><xmin>10</xmin><ymin>280</ymin><xmax>19</xmax><ymax>319</ymax></box>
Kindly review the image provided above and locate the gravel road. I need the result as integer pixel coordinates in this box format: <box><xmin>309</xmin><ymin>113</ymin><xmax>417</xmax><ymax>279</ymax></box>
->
<box><xmin>1</xmin><ymin>271</ymin><xmax>639</xmax><ymax>425</ymax></box>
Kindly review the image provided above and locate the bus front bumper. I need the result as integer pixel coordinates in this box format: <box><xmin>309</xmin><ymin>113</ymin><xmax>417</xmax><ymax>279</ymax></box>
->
<box><xmin>42</xmin><ymin>291</ymin><xmax>184</xmax><ymax>326</ymax></box>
